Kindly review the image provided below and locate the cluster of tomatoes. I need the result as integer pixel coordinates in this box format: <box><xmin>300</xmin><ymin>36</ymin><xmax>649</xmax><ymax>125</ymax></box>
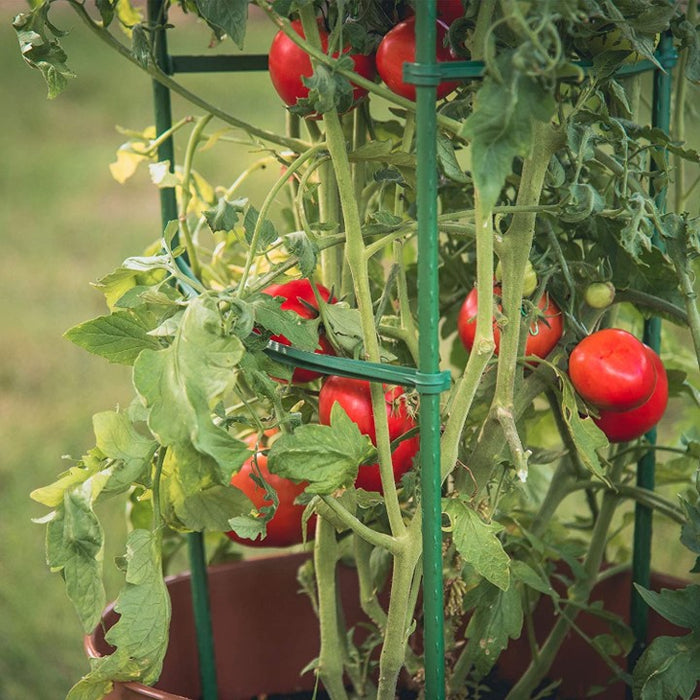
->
<box><xmin>267</xmin><ymin>0</ymin><xmax>466</xmax><ymax>112</ymax></box>
<box><xmin>226</xmin><ymin>279</ymin><xmax>419</xmax><ymax>547</ymax></box>
<box><xmin>228</xmin><ymin>275</ymin><xmax>669</xmax><ymax>547</ymax></box>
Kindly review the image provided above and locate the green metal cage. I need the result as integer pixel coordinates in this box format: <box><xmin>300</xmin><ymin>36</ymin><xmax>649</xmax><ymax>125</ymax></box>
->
<box><xmin>145</xmin><ymin>1</ymin><xmax>676</xmax><ymax>697</ymax></box>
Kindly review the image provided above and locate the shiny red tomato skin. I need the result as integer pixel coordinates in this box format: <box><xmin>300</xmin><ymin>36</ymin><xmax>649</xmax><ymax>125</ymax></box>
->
<box><xmin>318</xmin><ymin>376</ymin><xmax>419</xmax><ymax>493</ymax></box>
<box><xmin>268</xmin><ymin>20</ymin><xmax>376</xmax><ymax>110</ymax></box>
<box><xmin>594</xmin><ymin>346</ymin><xmax>668</xmax><ymax>442</ymax></box>
<box><xmin>375</xmin><ymin>17</ymin><xmax>460</xmax><ymax>100</ymax></box>
<box><xmin>261</xmin><ymin>279</ymin><xmax>336</xmax><ymax>383</ymax></box>
<box><xmin>457</xmin><ymin>286</ymin><xmax>563</xmax><ymax>359</ymax></box>
<box><xmin>226</xmin><ymin>451</ymin><xmax>315</xmax><ymax>548</ymax></box>
<box><xmin>436</xmin><ymin>0</ymin><xmax>465</xmax><ymax>23</ymax></box>
<box><xmin>568</xmin><ymin>329</ymin><xmax>657</xmax><ymax>412</ymax></box>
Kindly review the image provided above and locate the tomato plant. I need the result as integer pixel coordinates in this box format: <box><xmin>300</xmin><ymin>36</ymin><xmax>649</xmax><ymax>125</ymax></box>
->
<box><xmin>226</xmin><ymin>440</ymin><xmax>314</xmax><ymax>548</ymax></box>
<box><xmin>261</xmin><ymin>279</ymin><xmax>336</xmax><ymax>383</ymax></box>
<box><xmin>268</xmin><ymin>19</ymin><xmax>375</xmax><ymax>114</ymax></box>
<box><xmin>18</xmin><ymin>1</ymin><xmax>700</xmax><ymax>700</ymax></box>
<box><xmin>317</xmin><ymin>376</ymin><xmax>419</xmax><ymax>493</ymax></box>
<box><xmin>568</xmin><ymin>329</ymin><xmax>657</xmax><ymax>412</ymax></box>
<box><xmin>593</xmin><ymin>345</ymin><xmax>669</xmax><ymax>443</ymax></box>
<box><xmin>457</xmin><ymin>285</ymin><xmax>563</xmax><ymax>358</ymax></box>
<box><xmin>375</xmin><ymin>17</ymin><xmax>460</xmax><ymax>100</ymax></box>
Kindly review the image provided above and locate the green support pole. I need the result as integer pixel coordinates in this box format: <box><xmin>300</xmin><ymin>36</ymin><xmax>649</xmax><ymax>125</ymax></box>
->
<box><xmin>147</xmin><ymin>2</ymin><xmax>218</xmax><ymax>698</ymax></box>
<box><xmin>413</xmin><ymin>2</ymin><xmax>446</xmax><ymax>698</ymax></box>
<box><xmin>629</xmin><ymin>32</ymin><xmax>674</xmax><ymax>673</ymax></box>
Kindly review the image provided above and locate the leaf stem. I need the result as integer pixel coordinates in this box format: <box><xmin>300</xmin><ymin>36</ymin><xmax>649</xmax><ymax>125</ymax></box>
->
<box><xmin>178</xmin><ymin>113</ymin><xmax>212</xmax><ymax>281</ymax></box>
<box><xmin>67</xmin><ymin>0</ymin><xmax>308</xmax><ymax>153</ymax></box>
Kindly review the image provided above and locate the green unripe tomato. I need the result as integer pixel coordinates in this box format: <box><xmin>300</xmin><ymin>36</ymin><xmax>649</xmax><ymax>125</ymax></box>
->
<box><xmin>584</xmin><ymin>281</ymin><xmax>616</xmax><ymax>309</ymax></box>
<box><xmin>495</xmin><ymin>259</ymin><xmax>538</xmax><ymax>297</ymax></box>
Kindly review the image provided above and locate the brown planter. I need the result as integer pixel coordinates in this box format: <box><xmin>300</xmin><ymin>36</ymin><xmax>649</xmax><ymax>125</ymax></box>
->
<box><xmin>85</xmin><ymin>552</ymin><xmax>370</xmax><ymax>700</ymax></box>
<box><xmin>86</xmin><ymin>554</ymin><xmax>695</xmax><ymax>699</ymax></box>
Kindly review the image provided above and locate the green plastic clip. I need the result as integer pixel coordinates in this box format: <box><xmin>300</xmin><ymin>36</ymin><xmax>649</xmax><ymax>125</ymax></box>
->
<box><xmin>264</xmin><ymin>341</ymin><xmax>452</xmax><ymax>394</ymax></box>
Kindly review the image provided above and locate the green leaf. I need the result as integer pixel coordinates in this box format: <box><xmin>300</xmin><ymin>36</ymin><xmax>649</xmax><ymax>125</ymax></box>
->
<box><xmin>443</xmin><ymin>498</ymin><xmax>510</xmax><ymax>590</ymax></box>
<box><xmin>93</xmin><ymin>411</ymin><xmax>157</xmax><ymax>495</ymax></box>
<box><xmin>46</xmin><ymin>483</ymin><xmax>106</xmax><ymax>633</ymax></box>
<box><xmin>193</xmin><ymin>0</ymin><xmax>249</xmax><ymax>48</ymax></box>
<box><xmin>283</xmin><ymin>231</ymin><xmax>319</xmax><ymax>278</ymax></box>
<box><xmin>250</xmin><ymin>293</ymin><xmax>322</xmax><ymax>352</ymax></box>
<box><xmin>65</xmin><ymin>310</ymin><xmax>163</xmax><ymax>365</ymax></box>
<box><xmin>560</xmin><ymin>376</ymin><xmax>611</xmax><ymax>484</ymax></box>
<box><xmin>244</xmin><ymin>205</ymin><xmax>278</xmax><ymax>251</ymax></box>
<box><xmin>323</xmin><ymin>302</ymin><xmax>365</xmax><ymax>355</ymax></box>
<box><xmin>67</xmin><ymin>529</ymin><xmax>171</xmax><ymax>697</ymax></box>
<box><xmin>161</xmin><ymin>443</ymin><xmax>254</xmax><ymax>531</ymax></box>
<box><xmin>13</xmin><ymin>4</ymin><xmax>76</xmax><ymax>99</ymax></box>
<box><xmin>133</xmin><ymin>293</ymin><xmax>249</xmax><ymax>471</ymax></box>
<box><xmin>461</xmin><ymin>57</ymin><xmax>555</xmax><ymax>213</ymax></box>
<box><xmin>203</xmin><ymin>196</ymin><xmax>245</xmax><ymax>233</ymax></box>
<box><xmin>680</xmin><ymin>497</ymin><xmax>700</xmax><ymax>571</ymax></box>
<box><xmin>437</xmin><ymin>132</ymin><xmax>468</xmax><ymax>183</ymax></box>
<box><xmin>131</xmin><ymin>23</ymin><xmax>151</xmax><ymax>68</ymax></box>
<box><xmin>267</xmin><ymin>404</ymin><xmax>375</xmax><ymax>494</ymax></box>
<box><xmin>632</xmin><ymin>633</ymin><xmax>700</xmax><ymax>700</ymax></box>
<box><xmin>634</xmin><ymin>583</ymin><xmax>700</xmax><ymax>631</ymax></box>
<box><xmin>461</xmin><ymin>579</ymin><xmax>523</xmax><ymax>677</ymax></box>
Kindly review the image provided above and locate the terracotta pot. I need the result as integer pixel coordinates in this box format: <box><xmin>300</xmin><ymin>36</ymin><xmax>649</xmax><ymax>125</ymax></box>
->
<box><xmin>87</xmin><ymin>555</ymin><xmax>695</xmax><ymax>699</ymax></box>
<box><xmin>85</xmin><ymin>552</ymin><xmax>371</xmax><ymax>700</ymax></box>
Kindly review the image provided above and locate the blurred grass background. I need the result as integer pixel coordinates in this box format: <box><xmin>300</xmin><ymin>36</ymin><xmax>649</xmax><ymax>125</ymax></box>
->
<box><xmin>1</xmin><ymin>2</ymin><xmax>283</xmax><ymax>696</ymax></box>
<box><xmin>1</xmin><ymin>1</ymin><xmax>698</xmax><ymax>698</ymax></box>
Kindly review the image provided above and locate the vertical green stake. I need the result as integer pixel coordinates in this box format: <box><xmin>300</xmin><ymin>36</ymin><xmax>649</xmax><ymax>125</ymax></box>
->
<box><xmin>629</xmin><ymin>32</ymin><xmax>673</xmax><ymax>672</ymax></box>
<box><xmin>147</xmin><ymin>1</ymin><xmax>218</xmax><ymax>698</ymax></box>
<box><xmin>413</xmin><ymin>1</ymin><xmax>446</xmax><ymax>698</ymax></box>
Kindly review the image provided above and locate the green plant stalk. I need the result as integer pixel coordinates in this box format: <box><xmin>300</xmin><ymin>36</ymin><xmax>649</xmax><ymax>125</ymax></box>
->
<box><xmin>440</xmin><ymin>188</ymin><xmax>496</xmax><ymax>483</ymax></box>
<box><xmin>314</xmin><ymin>516</ymin><xmax>350</xmax><ymax>700</ymax></box>
<box><xmin>505</xmin><ymin>455</ymin><xmax>629</xmax><ymax>700</ymax></box>
<box><xmin>67</xmin><ymin>0</ymin><xmax>308</xmax><ymax>153</ymax></box>
<box><xmin>237</xmin><ymin>142</ymin><xmax>327</xmax><ymax>294</ymax></box>
<box><xmin>666</xmin><ymin>238</ymin><xmax>700</xmax><ymax>369</ymax></box>
<box><xmin>177</xmin><ymin>113</ymin><xmax>213</xmax><ymax>281</ymax></box>
<box><xmin>470</xmin><ymin>0</ymin><xmax>498</xmax><ymax>60</ymax></box>
<box><xmin>311</xmin><ymin>87</ymin><xmax>406</xmax><ymax>540</ymax></box>
<box><xmin>490</xmin><ymin>121</ymin><xmax>561</xmax><ymax>483</ymax></box>
<box><xmin>376</xmin><ymin>537</ymin><xmax>422</xmax><ymax>700</ymax></box>
<box><xmin>319</xmin><ymin>495</ymin><xmax>401</xmax><ymax>554</ymax></box>
<box><xmin>318</xmin><ymin>158</ymin><xmax>343</xmax><ymax>287</ymax></box>
<box><xmin>392</xmin><ymin>111</ymin><xmax>420</xmax><ymax>365</ymax></box>
<box><xmin>294</xmin><ymin>154</ymin><xmax>332</xmax><ymax>242</ymax></box>
<box><xmin>353</xmin><ymin>534</ymin><xmax>388</xmax><ymax>629</ymax></box>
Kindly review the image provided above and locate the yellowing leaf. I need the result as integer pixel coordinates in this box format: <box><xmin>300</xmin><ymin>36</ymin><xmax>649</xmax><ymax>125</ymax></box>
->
<box><xmin>109</xmin><ymin>147</ymin><xmax>149</xmax><ymax>184</ymax></box>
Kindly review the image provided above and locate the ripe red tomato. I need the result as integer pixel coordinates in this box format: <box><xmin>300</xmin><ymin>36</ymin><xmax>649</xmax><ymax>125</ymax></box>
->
<box><xmin>436</xmin><ymin>0</ymin><xmax>465</xmax><ymax>24</ymax></box>
<box><xmin>568</xmin><ymin>329</ymin><xmax>657</xmax><ymax>412</ymax></box>
<box><xmin>268</xmin><ymin>19</ymin><xmax>376</xmax><ymax>112</ymax></box>
<box><xmin>457</xmin><ymin>286</ymin><xmax>563</xmax><ymax>359</ymax></box>
<box><xmin>593</xmin><ymin>346</ymin><xmax>668</xmax><ymax>442</ymax></box>
<box><xmin>261</xmin><ymin>279</ymin><xmax>336</xmax><ymax>383</ymax></box>
<box><xmin>226</xmin><ymin>448</ymin><xmax>315</xmax><ymax>548</ymax></box>
<box><xmin>318</xmin><ymin>376</ymin><xmax>419</xmax><ymax>493</ymax></box>
<box><xmin>375</xmin><ymin>17</ymin><xmax>460</xmax><ymax>100</ymax></box>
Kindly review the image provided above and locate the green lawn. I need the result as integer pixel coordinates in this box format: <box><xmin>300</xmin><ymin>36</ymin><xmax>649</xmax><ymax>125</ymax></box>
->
<box><xmin>0</xmin><ymin>3</ymin><xmax>282</xmax><ymax>696</ymax></box>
